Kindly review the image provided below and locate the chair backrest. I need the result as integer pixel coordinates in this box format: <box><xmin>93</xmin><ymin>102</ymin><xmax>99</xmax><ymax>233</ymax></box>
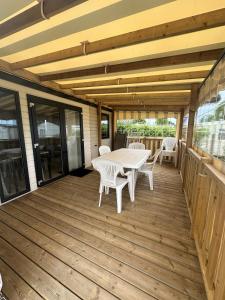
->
<box><xmin>99</xmin><ymin>145</ymin><xmax>111</xmax><ymax>156</ymax></box>
<box><xmin>92</xmin><ymin>158</ymin><xmax>124</xmax><ymax>187</ymax></box>
<box><xmin>161</xmin><ymin>137</ymin><xmax>177</xmax><ymax>151</ymax></box>
<box><xmin>128</xmin><ymin>142</ymin><xmax>145</xmax><ymax>150</ymax></box>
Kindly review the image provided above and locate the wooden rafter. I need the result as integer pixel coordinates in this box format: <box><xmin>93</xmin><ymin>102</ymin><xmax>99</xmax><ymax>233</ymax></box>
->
<box><xmin>39</xmin><ymin>48</ymin><xmax>222</xmax><ymax>81</ymax></box>
<box><xmin>59</xmin><ymin>70</ymin><xmax>208</xmax><ymax>89</ymax></box>
<box><xmin>101</xmin><ymin>101</ymin><xmax>189</xmax><ymax>106</ymax></box>
<box><xmin>11</xmin><ymin>8</ymin><xmax>225</xmax><ymax>70</ymax></box>
<box><xmin>87</xmin><ymin>92</ymin><xmax>190</xmax><ymax>100</ymax></box>
<box><xmin>73</xmin><ymin>83</ymin><xmax>192</xmax><ymax>95</ymax></box>
<box><xmin>0</xmin><ymin>0</ymin><xmax>87</xmax><ymax>39</ymax></box>
<box><xmin>111</xmin><ymin>105</ymin><xmax>184</xmax><ymax>112</ymax></box>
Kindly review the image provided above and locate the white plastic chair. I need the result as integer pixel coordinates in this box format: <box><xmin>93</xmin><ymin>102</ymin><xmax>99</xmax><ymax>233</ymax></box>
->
<box><xmin>99</xmin><ymin>145</ymin><xmax>111</xmax><ymax>156</ymax></box>
<box><xmin>160</xmin><ymin>137</ymin><xmax>178</xmax><ymax>167</ymax></box>
<box><xmin>128</xmin><ymin>142</ymin><xmax>145</xmax><ymax>150</ymax></box>
<box><xmin>138</xmin><ymin>148</ymin><xmax>161</xmax><ymax>190</ymax></box>
<box><xmin>92</xmin><ymin>158</ymin><xmax>131</xmax><ymax>213</ymax></box>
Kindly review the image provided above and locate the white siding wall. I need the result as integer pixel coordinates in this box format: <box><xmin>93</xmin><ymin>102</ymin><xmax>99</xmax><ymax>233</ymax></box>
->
<box><xmin>89</xmin><ymin>106</ymin><xmax>98</xmax><ymax>160</ymax></box>
<box><xmin>0</xmin><ymin>78</ymin><xmax>94</xmax><ymax>195</ymax></box>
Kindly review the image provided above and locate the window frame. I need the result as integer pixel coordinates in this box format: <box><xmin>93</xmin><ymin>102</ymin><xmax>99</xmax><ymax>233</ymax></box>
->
<box><xmin>0</xmin><ymin>86</ymin><xmax>30</xmax><ymax>203</ymax></box>
<box><xmin>101</xmin><ymin>113</ymin><xmax>110</xmax><ymax>139</ymax></box>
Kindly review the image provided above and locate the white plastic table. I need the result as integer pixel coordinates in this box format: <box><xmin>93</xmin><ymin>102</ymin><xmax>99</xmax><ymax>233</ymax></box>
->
<box><xmin>97</xmin><ymin>148</ymin><xmax>151</xmax><ymax>201</ymax></box>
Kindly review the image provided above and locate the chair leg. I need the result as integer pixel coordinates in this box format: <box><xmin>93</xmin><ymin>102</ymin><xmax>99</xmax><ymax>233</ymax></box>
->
<box><xmin>99</xmin><ymin>183</ymin><xmax>104</xmax><ymax>207</ymax></box>
<box><xmin>128</xmin><ymin>182</ymin><xmax>132</xmax><ymax>201</ymax></box>
<box><xmin>160</xmin><ymin>153</ymin><xmax>163</xmax><ymax>165</ymax></box>
<box><xmin>105</xmin><ymin>186</ymin><xmax>109</xmax><ymax>194</ymax></box>
<box><xmin>174</xmin><ymin>153</ymin><xmax>178</xmax><ymax>167</ymax></box>
<box><xmin>99</xmin><ymin>192</ymin><xmax>102</xmax><ymax>207</ymax></box>
<box><xmin>116</xmin><ymin>188</ymin><xmax>122</xmax><ymax>213</ymax></box>
<box><xmin>149</xmin><ymin>172</ymin><xmax>153</xmax><ymax>190</ymax></box>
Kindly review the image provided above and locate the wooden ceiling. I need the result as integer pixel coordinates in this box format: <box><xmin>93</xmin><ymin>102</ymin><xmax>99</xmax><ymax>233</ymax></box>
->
<box><xmin>0</xmin><ymin>0</ymin><xmax>225</xmax><ymax>112</ymax></box>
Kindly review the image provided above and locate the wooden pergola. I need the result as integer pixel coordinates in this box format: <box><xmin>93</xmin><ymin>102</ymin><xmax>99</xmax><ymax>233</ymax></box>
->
<box><xmin>1</xmin><ymin>2</ymin><xmax>225</xmax><ymax>300</ymax></box>
<box><xmin>1</xmin><ymin>1</ymin><xmax>225</xmax><ymax>148</ymax></box>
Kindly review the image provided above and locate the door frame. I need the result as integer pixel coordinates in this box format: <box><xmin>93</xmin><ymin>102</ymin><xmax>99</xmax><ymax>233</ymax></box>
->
<box><xmin>27</xmin><ymin>95</ymin><xmax>85</xmax><ymax>187</ymax></box>
<box><xmin>0</xmin><ymin>87</ymin><xmax>30</xmax><ymax>203</ymax></box>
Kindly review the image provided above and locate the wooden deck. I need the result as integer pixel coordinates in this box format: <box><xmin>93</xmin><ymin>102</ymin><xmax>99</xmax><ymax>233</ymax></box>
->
<box><xmin>0</xmin><ymin>164</ymin><xmax>206</xmax><ymax>300</ymax></box>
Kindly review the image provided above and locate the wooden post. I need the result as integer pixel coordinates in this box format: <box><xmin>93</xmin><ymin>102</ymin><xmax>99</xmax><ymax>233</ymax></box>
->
<box><xmin>182</xmin><ymin>84</ymin><xmax>200</xmax><ymax>188</ymax></box>
<box><xmin>177</xmin><ymin>110</ymin><xmax>184</xmax><ymax>140</ymax></box>
<box><xmin>97</xmin><ymin>102</ymin><xmax>102</xmax><ymax>148</ymax></box>
<box><xmin>176</xmin><ymin>110</ymin><xmax>184</xmax><ymax>170</ymax></box>
<box><xmin>186</xmin><ymin>84</ymin><xmax>200</xmax><ymax>149</ymax></box>
<box><xmin>111</xmin><ymin>110</ymin><xmax>115</xmax><ymax>150</ymax></box>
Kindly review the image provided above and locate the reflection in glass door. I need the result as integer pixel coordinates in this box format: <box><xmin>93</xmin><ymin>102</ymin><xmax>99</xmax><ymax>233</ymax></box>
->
<box><xmin>65</xmin><ymin>109</ymin><xmax>83</xmax><ymax>171</ymax></box>
<box><xmin>0</xmin><ymin>88</ymin><xmax>29</xmax><ymax>203</ymax></box>
<box><xmin>28</xmin><ymin>96</ymin><xmax>84</xmax><ymax>186</ymax></box>
<box><xmin>30</xmin><ymin>102</ymin><xmax>63</xmax><ymax>185</ymax></box>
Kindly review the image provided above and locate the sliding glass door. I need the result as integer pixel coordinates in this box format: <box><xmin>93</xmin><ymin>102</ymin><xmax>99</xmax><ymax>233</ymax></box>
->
<box><xmin>0</xmin><ymin>88</ymin><xmax>29</xmax><ymax>203</ymax></box>
<box><xmin>30</xmin><ymin>102</ymin><xmax>63</xmax><ymax>185</ymax></box>
<box><xmin>28</xmin><ymin>96</ymin><xmax>84</xmax><ymax>186</ymax></box>
<box><xmin>65</xmin><ymin>109</ymin><xmax>83</xmax><ymax>172</ymax></box>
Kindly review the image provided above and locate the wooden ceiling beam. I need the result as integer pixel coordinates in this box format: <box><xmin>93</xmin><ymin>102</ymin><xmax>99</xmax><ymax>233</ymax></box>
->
<box><xmin>59</xmin><ymin>70</ymin><xmax>207</xmax><ymax>89</ymax></box>
<box><xmin>87</xmin><ymin>92</ymin><xmax>190</xmax><ymax>100</ymax></box>
<box><xmin>11</xmin><ymin>8</ymin><xmax>225</xmax><ymax>70</ymax></box>
<box><xmin>73</xmin><ymin>83</ymin><xmax>191</xmax><ymax>95</ymax></box>
<box><xmin>100</xmin><ymin>101</ymin><xmax>189</xmax><ymax>106</ymax></box>
<box><xmin>40</xmin><ymin>48</ymin><xmax>222</xmax><ymax>81</ymax></box>
<box><xmin>0</xmin><ymin>0</ymin><xmax>87</xmax><ymax>39</ymax></box>
<box><xmin>111</xmin><ymin>105</ymin><xmax>185</xmax><ymax>112</ymax></box>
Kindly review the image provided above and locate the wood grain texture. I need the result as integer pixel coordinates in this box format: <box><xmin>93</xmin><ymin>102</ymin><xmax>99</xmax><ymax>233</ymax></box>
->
<box><xmin>0</xmin><ymin>164</ymin><xmax>206</xmax><ymax>300</ymax></box>
<box><xmin>11</xmin><ymin>8</ymin><xmax>225</xmax><ymax>70</ymax></box>
<box><xmin>39</xmin><ymin>49</ymin><xmax>222</xmax><ymax>81</ymax></box>
<box><xmin>180</xmin><ymin>147</ymin><xmax>225</xmax><ymax>300</ymax></box>
<box><xmin>59</xmin><ymin>71</ymin><xmax>207</xmax><ymax>89</ymax></box>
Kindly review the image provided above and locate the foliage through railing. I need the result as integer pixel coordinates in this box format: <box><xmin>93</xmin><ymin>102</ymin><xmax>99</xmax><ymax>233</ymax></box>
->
<box><xmin>117</xmin><ymin>119</ymin><xmax>176</xmax><ymax>137</ymax></box>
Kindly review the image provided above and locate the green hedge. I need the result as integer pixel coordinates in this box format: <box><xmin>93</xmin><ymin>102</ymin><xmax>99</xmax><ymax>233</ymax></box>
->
<box><xmin>117</xmin><ymin>124</ymin><xmax>176</xmax><ymax>137</ymax></box>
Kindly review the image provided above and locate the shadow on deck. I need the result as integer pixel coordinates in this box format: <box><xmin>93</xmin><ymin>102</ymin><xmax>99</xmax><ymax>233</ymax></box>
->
<box><xmin>0</xmin><ymin>164</ymin><xmax>206</xmax><ymax>300</ymax></box>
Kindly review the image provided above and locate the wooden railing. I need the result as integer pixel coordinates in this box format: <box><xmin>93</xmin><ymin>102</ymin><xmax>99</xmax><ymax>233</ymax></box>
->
<box><xmin>180</xmin><ymin>145</ymin><xmax>225</xmax><ymax>300</ymax></box>
<box><xmin>127</xmin><ymin>136</ymin><xmax>163</xmax><ymax>155</ymax></box>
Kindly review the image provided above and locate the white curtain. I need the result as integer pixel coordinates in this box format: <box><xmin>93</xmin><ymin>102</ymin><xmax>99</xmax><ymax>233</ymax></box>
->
<box><xmin>199</xmin><ymin>54</ymin><xmax>225</xmax><ymax>103</ymax></box>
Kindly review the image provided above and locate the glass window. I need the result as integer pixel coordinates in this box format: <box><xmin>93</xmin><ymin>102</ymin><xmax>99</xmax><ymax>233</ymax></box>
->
<box><xmin>182</xmin><ymin>114</ymin><xmax>189</xmax><ymax>141</ymax></box>
<box><xmin>101</xmin><ymin>114</ymin><xmax>109</xmax><ymax>139</ymax></box>
<box><xmin>194</xmin><ymin>90</ymin><xmax>225</xmax><ymax>161</ymax></box>
<box><xmin>0</xmin><ymin>88</ymin><xmax>29</xmax><ymax>202</ymax></box>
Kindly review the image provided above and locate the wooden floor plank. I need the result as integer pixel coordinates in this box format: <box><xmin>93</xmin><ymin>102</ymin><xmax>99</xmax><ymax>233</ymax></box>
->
<box><xmin>36</xmin><ymin>179</ymin><xmax>197</xmax><ymax>250</ymax></box>
<box><xmin>0</xmin><ymin>164</ymin><xmax>206</xmax><ymax>300</ymax></box>
<box><xmin>26</xmin><ymin>193</ymin><xmax>199</xmax><ymax>268</ymax></box>
<box><xmin>0</xmin><ymin>259</ymin><xmax>42</xmax><ymax>300</ymax></box>
<box><xmin>13</xmin><ymin>198</ymin><xmax>202</xmax><ymax>281</ymax></box>
<box><xmin>1</xmin><ymin>206</ymin><xmax>205</xmax><ymax>300</ymax></box>
<box><xmin>0</xmin><ymin>219</ymin><xmax>152</xmax><ymax>300</ymax></box>
<box><xmin>0</xmin><ymin>237</ymin><xmax>80</xmax><ymax>300</ymax></box>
